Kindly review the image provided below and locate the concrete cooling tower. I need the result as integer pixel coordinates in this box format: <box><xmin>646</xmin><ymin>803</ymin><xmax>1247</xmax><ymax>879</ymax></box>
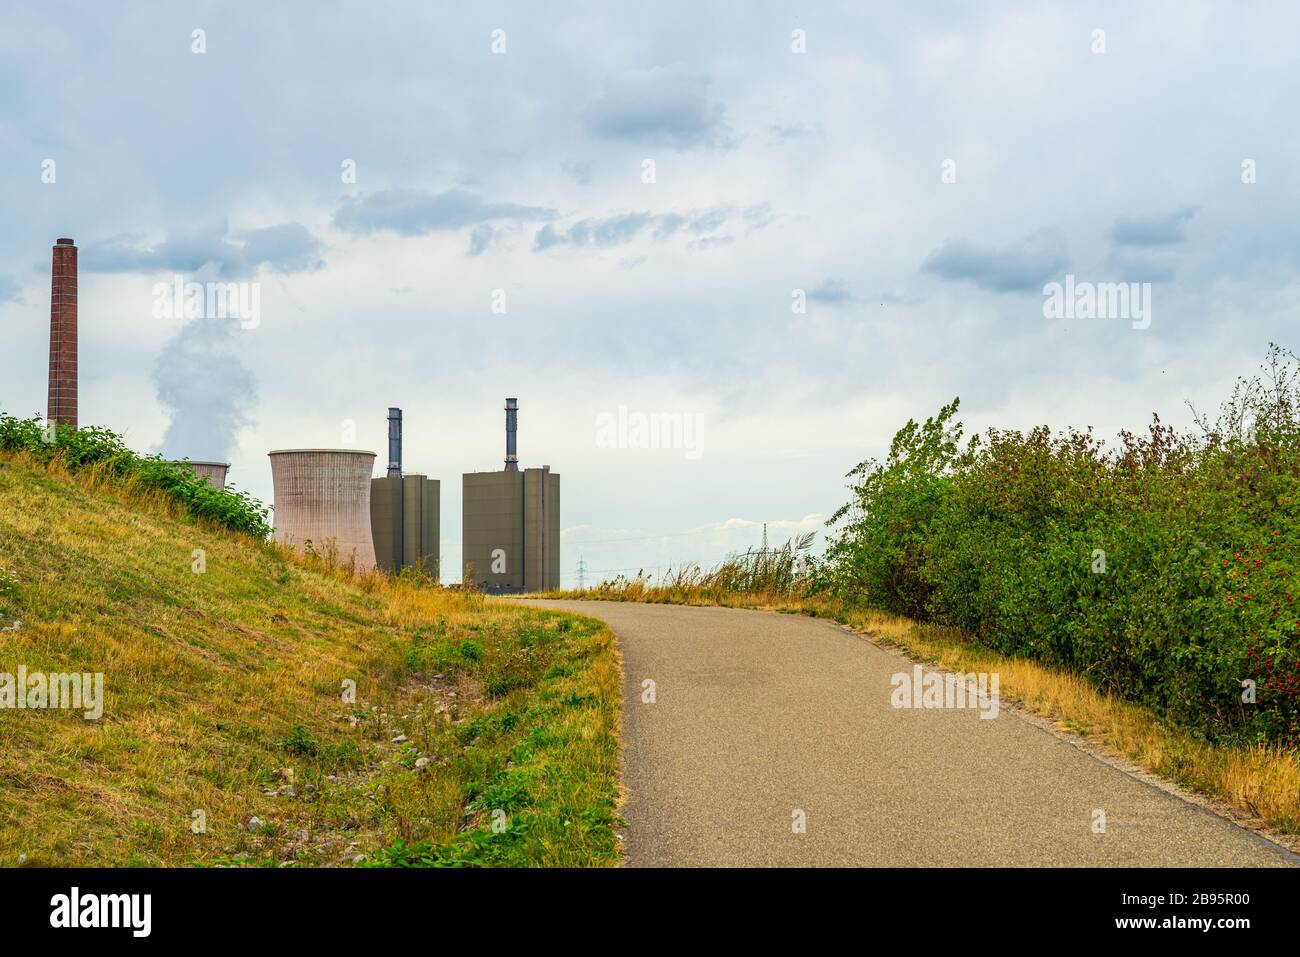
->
<box><xmin>171</xmin><ymin>461</ymin><xmax>230</xmax><ymax>489</ymax></box>
<box><xmin>268</xmin><ymin>449</ymin><xmax>377</xmax><ymax>571</ymax></box>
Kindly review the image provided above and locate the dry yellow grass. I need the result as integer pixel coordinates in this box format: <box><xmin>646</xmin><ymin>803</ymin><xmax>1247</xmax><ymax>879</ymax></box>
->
<box><xmin>0</xmin><ymin>451</ymin><xmax>621</xmax><ymax>866</ymax></box>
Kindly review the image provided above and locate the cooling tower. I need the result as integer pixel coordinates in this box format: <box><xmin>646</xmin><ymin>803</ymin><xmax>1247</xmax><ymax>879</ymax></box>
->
<box><xmin>171</xmin><ymin>460</ymin><xmax>230</xmax><ymax>489</ymax></box>
<box><xmin>268</xmin><ymin>449</ymin><xmax>377</xmax><ymax>571</ymax></box>
<box><xmin>47</xmin><ymin>238</ymin><xmax>78</xmax><ymax>429</ymax></box>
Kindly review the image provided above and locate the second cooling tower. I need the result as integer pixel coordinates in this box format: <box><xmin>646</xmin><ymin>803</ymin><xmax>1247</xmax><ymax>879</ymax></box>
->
<box><xmin>269</xmin><ymin>449</ymin><xmax>378</xmax><ymax>571</ymax></box>
<box><xmin>171</xmin><ymin>460</ymin><xmax>230</xmax><ymax>489</ymax></box>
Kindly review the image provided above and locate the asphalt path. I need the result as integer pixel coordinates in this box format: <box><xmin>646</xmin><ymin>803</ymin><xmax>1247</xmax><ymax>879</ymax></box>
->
<box><xmin>531</xmin><ymin>600</ymin><xmax>1297</xmax><ymax>867</ymax></box>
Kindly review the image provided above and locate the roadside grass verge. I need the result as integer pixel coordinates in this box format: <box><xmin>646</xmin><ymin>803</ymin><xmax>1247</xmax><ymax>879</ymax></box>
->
<box><xmin>0</xmin><ymin>449</ymin><xmax>621</xmax><ymax>866</ymax></box>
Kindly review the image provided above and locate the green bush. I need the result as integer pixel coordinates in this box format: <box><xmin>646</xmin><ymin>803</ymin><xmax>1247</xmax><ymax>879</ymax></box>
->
<box><xmin>821</xmin><ymin>346</ymin><xmax>1300</xmax><ymax>746</ymax></box>
<box><xmin>0</xmin><ymin>413</ymin><xmax>271</xmax><ymax>539</ymax></box>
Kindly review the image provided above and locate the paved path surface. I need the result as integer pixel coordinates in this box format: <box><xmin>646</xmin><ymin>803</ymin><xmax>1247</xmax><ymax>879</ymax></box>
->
<box><xmin>531</xmin><ymin>600</ymin><xmax>1297</xmax><ymax>867</ymax></box>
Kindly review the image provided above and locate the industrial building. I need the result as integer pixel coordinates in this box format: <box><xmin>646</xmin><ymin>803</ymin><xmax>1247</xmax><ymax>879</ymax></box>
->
<box><xmin>463</xmin><ymin>398</ymin><xmax>560</xmax><ymax>593</ymax></box>
<box><xmin>370</xmin><ymin>408</ymin><xmax>440</xmax><ymax>578</ymax></box>
<box><xmin>33</xmin><ymin>236</ymin><xmax>566</xmax><ymax>589</ymax></box>
<box><xmin>268</xmin><ymin>449</ymin><xmax>378</xmax><ymax>571</ymax></box>
<box><xmin>265</xmin><ymin>411</ymin><xmax>443</xmax><ymax>579</ymax></box>
<box><xmin>47</xmin><ymin>238</ymin><xmax>78</xmax><ymax>430</ymax></box>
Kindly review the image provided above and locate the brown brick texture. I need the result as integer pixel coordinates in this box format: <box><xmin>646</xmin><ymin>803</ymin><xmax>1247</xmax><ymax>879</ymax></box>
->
<box><xmin>47</xmin><ymin>240</ymin><xmax>77</xmax><ymax>429</ymax></box>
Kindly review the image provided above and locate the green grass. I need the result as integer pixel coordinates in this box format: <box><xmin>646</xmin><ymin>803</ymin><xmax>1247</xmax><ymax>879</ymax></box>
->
<box><xmin>0</xmin><ymin>448</ymin><xmax>622</xmax><ymax>867</ymax></box>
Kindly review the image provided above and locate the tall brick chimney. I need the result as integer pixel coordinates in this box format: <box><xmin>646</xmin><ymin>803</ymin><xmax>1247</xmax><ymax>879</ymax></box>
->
<box><xmin>47</xmin><ymin>238</ymin><xmax>78</xmax><ymax>430</ymax></box>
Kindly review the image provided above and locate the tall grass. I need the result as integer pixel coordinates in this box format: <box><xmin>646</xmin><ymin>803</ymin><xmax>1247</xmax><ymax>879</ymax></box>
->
<box><xmin>576</xmin><ymin>531</ymin><xmax>817</xmax><ymax>605</ymax></box>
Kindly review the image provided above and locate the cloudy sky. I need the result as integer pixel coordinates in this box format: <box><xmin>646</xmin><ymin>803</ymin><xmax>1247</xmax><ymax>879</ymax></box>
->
<box><xmin>3</xmin><ymin>2</ymin><xmax>1297</xmax><ymax>585</ymax></box>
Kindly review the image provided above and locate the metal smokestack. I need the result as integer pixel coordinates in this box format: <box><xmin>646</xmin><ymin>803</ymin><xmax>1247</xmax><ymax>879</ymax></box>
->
<box><xmin>387</xmin><ymin>407</ymin><xmax>402</xmax><ymax>478</ymax></box>
<box><xmin>504</xmin><ymin>397</ymin><xmax>519</xmax><ymax>471</ymax></box>
<box><xmin>47</xmin><ymin>238</ymin><xmax>78</xmax><ymax>430</ymax></box>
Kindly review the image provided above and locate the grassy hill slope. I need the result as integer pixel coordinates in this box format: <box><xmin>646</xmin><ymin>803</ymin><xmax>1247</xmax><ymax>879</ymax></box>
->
<box><xmin>0</xmin><ymin>451</ymin><xmax>621</xmax><ymax>867</ymax></box>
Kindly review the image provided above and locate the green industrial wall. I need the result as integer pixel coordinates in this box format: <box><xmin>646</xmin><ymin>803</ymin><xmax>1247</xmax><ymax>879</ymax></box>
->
<box><xmin>371</xmin><ymin>474</ymin><xmax>439</xmax><ymax>578</ymax></box>
<box><xmin>463</xmin><ymin>466</ymin><xmax>559</xmax><ymax>593</ymax></box>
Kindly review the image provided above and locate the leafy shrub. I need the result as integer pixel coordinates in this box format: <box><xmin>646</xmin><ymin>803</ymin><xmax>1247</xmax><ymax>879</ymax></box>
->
<box><xmin>821</xmin><ymin>345</ymin><xmax>1300</xmax><ymax>746</ymax></box>
<box><xmin>0</xmin><ymin>413</ymin><xmax>270</xmax><ymax>539</ymax></box>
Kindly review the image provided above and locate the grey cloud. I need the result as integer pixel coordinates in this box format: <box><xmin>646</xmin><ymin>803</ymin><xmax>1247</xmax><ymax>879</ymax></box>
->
<box><xmin>1108</xmin><ymin>206</ymin><xmax>1197</xmax><ymax>246</ymax></box>
<box><xmin>646</xmin><ymin>207</ymin><xmax>734</xmax><ymax>241</ymax></box>
<box><xmin>744</xmin><ymin>203</ymin><xmax>775</xmax><ymax>230</ymax></box>
<box><xmin>808</xmin><ymin>278</ymin><xmax>856</xmax><ymax>304</ymax></box>
<box><xmin>0</xmin><ymin>275</ymin><xmax>19</xmax><ymax>304</ymax></box>
<box><xmin>582</xmin><ymin>64</ymin><xmax>735</xmax><ymax>149</ymax></box>
<box><xmin>921</xmin><ymin>229</ymin><xmax>1067</xmax><ymax>292</ymax></box>
<box><xmin>534</xmin><ymin>212</ymin><xmax>652</xmax><ymax>250</ymax></box>
<box><xmin>533</xmin><ymin>208</ymin><xmax>732</xmax><ymax>251</ymax></box>
<box><xmin>878</xmin><ymin>290</ymin><xmax>923</xmax><ymax>306</ymax></box>
<box><xmin>467</xmin><ymin>224</ymin><xmax>497</xmax><ymax>256</ymax></box>
<box><xmin>238</xmin><ymin>223</ymin><xmax>326</xmax><ymax>274</ymax></box>
<box><xmin>689</xmin><ymin>208</ymin><xmax>729</xmax><ymax>233</ymax></box>
<box><xmin>651</xmin><ymin>213</ymin><xmax>687</xmax><ymax>240</ymax></box>
<box><xmin>1103</xmin><ymin>249</ymin><xmax>1178</xmax><ymax>283</ymax></box>
<box><xmin>768</xmin><ymin>122</ymin><xmax>823</xmax><ymax>144</ymax></box>
<box><xmin>562</xmin><ymin>160</ymin><xmax>593</xmax><ymax>185</ymax></box>
<box><xmin>333</xmin><ymin>188</ymin><xmax>556</xmax><ymax>236</ymax></box>
<box><xmin>82</xmin><ymin>222</ymin><xmax>323</xmax><ymax>279</ymax></box>
<box><xmin>689</xmin><ymin>235</ymin><xmax>734</xmax><ymax>251</ymax></box>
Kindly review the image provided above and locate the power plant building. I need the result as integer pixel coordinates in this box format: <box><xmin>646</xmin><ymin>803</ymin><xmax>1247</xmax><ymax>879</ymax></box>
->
<box><xmin>370</xmin><ymin>408</ymin><xmax>440</xmax><ymax>578</ymax></box>
<box><xmin>268</xmin><ymin>449</ymin><xmax>378</xmax><ymax>571</ymax></box>
<box><xmin>30</xmin><ymin>235</ymin><xmax>561</xmax><ymax>593</ymax></box>
<box><xmin>462</xmin><ymin>399</ymin><xmax>560</xmax><ymax>593</ymax></box>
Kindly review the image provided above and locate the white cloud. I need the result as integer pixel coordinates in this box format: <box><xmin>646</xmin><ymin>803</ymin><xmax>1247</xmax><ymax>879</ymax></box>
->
<box><xmin>2</xmin><ymin>2</ymin><xmax>1298</xmax><ymax>586</ymax></box>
